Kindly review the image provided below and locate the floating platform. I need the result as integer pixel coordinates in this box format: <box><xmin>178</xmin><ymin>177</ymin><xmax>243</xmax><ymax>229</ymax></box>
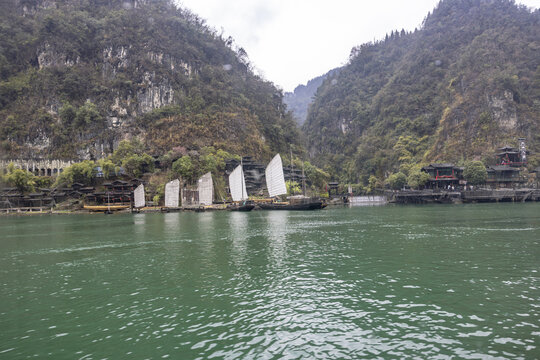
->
<box><xmin>388</xmin><ymin>189</ymin><xmax>540</xmax><ymax>204</ymax></box>
<box><xmin>349</xmin><ymin>195</ymin><xmax>387</xmax><ymax>206</ymax></box>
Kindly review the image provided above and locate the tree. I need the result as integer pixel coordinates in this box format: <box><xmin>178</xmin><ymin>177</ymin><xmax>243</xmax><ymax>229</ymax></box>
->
<box><xmin>172</xmin><ymin>156</ymin><xmax>194</xmax><ymax>182</ymax></box>
<box><xmin>75</xmin><ymin>101</ymin><xmax>104</xmax><ymax>128</ymax></box>
<box><xmin>55</xmin><ymin>160</ymin><xmax>96</xmax><ymax>186</ymax></box>
<box><xmin>122</xmin><ymin>153</ymin><xmax>155</xmax><ymax>178</ymax></box>
<box><xmin>366</xmin><ymin>175</ymin><xmax>379</xmax><ymax>193</ymax></box>
<box><xmin>110</xmin><ymin>139</ymin><xmax>145</xmax><ymax>165</ymax></box>
<box><xmin>303</xmin><ymin>161</ymin><xmax>330</xmax><ymax>191</ymax></box>
<box><xmin>407</xmin><ymin>169</ymin><xmax>429</xmax><ymax>189</ymax></box>
<box><xmin>59</xmin><ymin>103</ymin><xmax>77</xmax><ymax>126</ymax></box>
<box><xmin>386</xmin><ymin>172</ymin><xmax>407</xmax><ymax>190</ymax></box>
<box><xmin>286</xmin><ymin>180</ymin><xmax>301</xmax><ymax>195</ymax></box>
<box><xmin>96</xmin><ymin>158</ymin><xmax>116</xmax><ymax>179</ymax></box>
<box><xmin>463</xmin><ymin>160</ymin><xmax>487</xmax><ymax>185</ymax></box>
<box><xmin>2</xmin><ymin>163</ymin><xmax>35</xmax><ymax>193</ymax></box>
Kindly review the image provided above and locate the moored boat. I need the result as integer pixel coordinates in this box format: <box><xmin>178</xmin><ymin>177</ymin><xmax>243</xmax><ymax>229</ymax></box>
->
<box><xmin>258</xmin><ymin>196</ymin><xmax>324</xmax><ymax>210</ymax></box>
<box><xmin>228</xmin><ymin>160</ymin><xmax>254</xmax><ymax>211</ymax></box>
<box><xmin>261</xmin><ymin>154</ymin><xmax>325</xmax><ymax>211</ymax></box>
<box><xmin>227</xmin><ymin>200</ymin><xmax>255</xmax><ymax>211</ymax></box>
<box><xmin>83</xmin><ymin>204</ymin><xmax>130</xmax><ymax>212</ymax></box>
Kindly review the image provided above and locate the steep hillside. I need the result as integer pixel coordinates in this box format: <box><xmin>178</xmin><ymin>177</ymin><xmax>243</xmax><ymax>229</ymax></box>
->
<box><xmin>284</xmin><ymin>68</ymin><xmax>340</xmax><ymax>126</ymax></box>
<box><xmin>304</xmin><ymin>0</ymin><xmax>540</xmax><ymax>183</ymax></box>
<box><xmin>0</xmin><ymin>0</ymin><xmax>301</xmax><ymax>161</ymax></box>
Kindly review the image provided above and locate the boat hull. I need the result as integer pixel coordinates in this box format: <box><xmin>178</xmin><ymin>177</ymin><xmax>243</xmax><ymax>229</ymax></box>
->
<box><xmin>258</xmin><ymin>200</ymin><xmax>324</xmax><ymax>211</ymax></box>
<box><xmin>227</xmin><ymin>201</ymin><xmax>255</xmax><ymax>211</ymax></box>
<box><xmin>83</xmin><ymin>204</ymin><xmax>130</xmax><ymax>212</ymax></box>
<box><xmin>228</xmin><ymin>204</ymin><xmax>255</xmax><ymax>211</ymax></box>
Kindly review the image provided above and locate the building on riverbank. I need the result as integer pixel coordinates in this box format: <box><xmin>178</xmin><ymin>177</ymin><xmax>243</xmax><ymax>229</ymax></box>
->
<box><xmin>496</xmin><ymin>144</ymin><xmax>528</xmax><ymax>167</ymax></box>
<box><xmin>486</xmin><ymin>165</ymin><xmax>524</xmax><ymax>188</ymax></box>
<box><xmin>422</xmin><ymin>163</ymin><xmax>464</xmax><ymax>189</ymax></box>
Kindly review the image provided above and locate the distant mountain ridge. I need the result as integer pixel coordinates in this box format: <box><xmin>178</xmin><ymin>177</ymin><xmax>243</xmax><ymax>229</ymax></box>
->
<box><xmin>284</xmin><ymin>68</ymin><xmax>340</xmax><ymax>126</ymax></box>
<box><xmin>0</xmin><ymin>0</ymin><xmax>301</xmax><ymax>160</ymax></box>
<box><xmin>303</xmin><ymin>0</ymin><xmax>540</xmax><ymax>183</ymax></box>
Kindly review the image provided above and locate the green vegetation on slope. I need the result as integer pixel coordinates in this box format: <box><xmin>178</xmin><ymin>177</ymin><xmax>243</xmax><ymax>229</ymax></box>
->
<box><xmin>0</xmin><ymin>0</ymin><xmax>301</xmax><ymax>161</ymax></box>
<box><xmin>304</xmin><ymin>0</ymin><xmax>540</xmax><ymax>184</ymax></box>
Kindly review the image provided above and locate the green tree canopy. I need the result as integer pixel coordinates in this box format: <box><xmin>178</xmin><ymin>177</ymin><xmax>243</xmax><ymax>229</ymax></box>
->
<box><xmin>110</xmin><ymin>139</ymin><xmax>145</xmax><ymax>166</ymax></box>
<box><xmin>121</xmin><ymin>153</ymin><xmax>155</xmax><ymax>178</ymax></box>
<box><xmin>96</xmin><ymin>158</ymin><xmax>116</xmax><ymax>179</ymax></box>
<box><xmin>407</xmin><ymin>169</ymin><xmax>429</xmax><ymax>190</ymax></box>
<box><xmin>386</xmin><ymin>172</ymin><xmax>407</xmax><ymax>190</ymax></box>
<box><xmin>286</xmin><ymin>180</ymin><xmax>301</xmax><ymax>195</ymax></box>
<box><xmin>2</xmin><ymin>163</ymin><xmax>36</xmax><ymax>193</ymax></box>
<box><xmin>172</xmin><ymin>156</ymin><xmax>194</xmax><ymax>182</ymax></box>
<box><xmin>74</xmin><ymin>101</ymin><xmax>104</xmax><ymax>128</ymax></box>
<box><xmin>54</xmin><ymin>160</ymin><xmax>97</xmax><ymax>187</ymax></box>
<box><xmin>463</xmin><ymin>160</ymin><xmax>487</xmax><ymax>185</ymax></box>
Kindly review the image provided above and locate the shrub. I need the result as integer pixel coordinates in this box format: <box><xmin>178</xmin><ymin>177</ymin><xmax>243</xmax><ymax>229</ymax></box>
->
<box><xmin>463</xmin><ymin>161</ymin><xmax>487</xmax><ymax>185</ymax></box>
<box><xmin>55</xmin><ymin>160</ymin><xmax>96</xmax><ymax>187</ymax></box>
<box><xmin>386</xmin><ymin>172</ymin><xmax>407</xmax><ymax>190</ymax></box>
<box><xmin>407</xmin><ymin>169</ymin><xmax>429</xmax><ymax>189</ymax></box>
<box><xmin>2</xmin><ymin>163</ymin><xmax>36</xmax><ymax>193</ymax></box>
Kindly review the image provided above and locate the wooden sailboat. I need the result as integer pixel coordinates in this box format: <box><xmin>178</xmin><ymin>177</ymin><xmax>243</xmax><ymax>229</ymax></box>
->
<box><xmin>164</xmin><ymin>179</ymin><xmax>180</xmax><ymax>208</ymax></box>
<box><xmin>84</xmin><ymin>191</ymin><xmax>130</xmax><ymax>212</ymax></box>
<box><xmin>134</xmin><ymin>184</ymin><xmax>145</xmax><ymax>208</ymax></box>
<box><xmin>228</xmin><ymin>159</ymin><xmax>255</xmax><ymax>211</ymax></box>
<box><xmin>260</xmin><ymin>153</ymin><xmax>324</xmax><ymax>210</ymax></box>
<box><xmin>198</xmin><ymin>172</ymin><xmax>214</xmax><ymax>206</ymax></box>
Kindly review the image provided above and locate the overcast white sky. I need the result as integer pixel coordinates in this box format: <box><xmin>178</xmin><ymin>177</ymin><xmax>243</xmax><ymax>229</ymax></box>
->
<box><xmin>176</xmin><ymin>0</ymin><xmax>539</xmax><ymax>92</ymax></box>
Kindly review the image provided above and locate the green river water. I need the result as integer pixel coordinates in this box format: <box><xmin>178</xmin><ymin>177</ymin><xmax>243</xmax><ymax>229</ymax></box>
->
<box><xmin>1</xmin><ymin>203</ymin><xmax>539</xmax><ymax>359</ymax></box>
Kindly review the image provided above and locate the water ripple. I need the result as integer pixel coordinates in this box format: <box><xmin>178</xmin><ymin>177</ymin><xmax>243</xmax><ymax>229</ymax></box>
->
<box><xmin>1</xmin><ymin>204</ymin><xmax>539</xmax><ymax>358</ymax></box>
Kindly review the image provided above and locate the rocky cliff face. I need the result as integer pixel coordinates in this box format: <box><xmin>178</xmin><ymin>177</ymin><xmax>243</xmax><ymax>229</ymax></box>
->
<box><xmin>0</xmin><ymin>0</ymin><xmax>300</xmax><ymax>160</ymax></box>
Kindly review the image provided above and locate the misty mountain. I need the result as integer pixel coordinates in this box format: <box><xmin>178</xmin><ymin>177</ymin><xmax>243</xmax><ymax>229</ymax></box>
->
<box><xmin>303</xmin><ymin>0</ymin><xmax>540</xmax><ymax>183</ymax></box>
<box><xmin>284</xmin><ymin>68</ymin><xmax>340</xmax><ymax>126</ymax></box>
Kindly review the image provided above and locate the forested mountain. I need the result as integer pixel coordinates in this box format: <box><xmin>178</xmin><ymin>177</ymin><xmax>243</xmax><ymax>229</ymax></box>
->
<box><xmin>0</xmin><ymin>0</ymin><xmax>301</xmax><ymax>161</ymax></box>
<box><xmin>284</xmin><ymin>68</ymin><xmax>340</xmax><ymax>126</ymax></box>
<box><xmin>304</xmin><ymin>0</ymin><xmax>540</xmax><ymax>183</ymax></box>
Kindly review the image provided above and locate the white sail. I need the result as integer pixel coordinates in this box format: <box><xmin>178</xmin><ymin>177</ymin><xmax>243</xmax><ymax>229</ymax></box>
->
<box><xmin>165</xmin><ymin>179</ymin><xmax>180</xmax><ymax>208</ymax></box>
<box><xmin>229</xmin><ymin>165</ymin><xmax>248</xmax><ymax>202</ymax></box>
<box><xmin>265</xmin><ymin>154</ymin><xmax>287</xmax><ymax>197</ymax></box>
<box><xmin>198</xmin><ymin>172</ymin><xmax>213</xmax><ymax>205</ymax></box>
<box><xmin>134</xmin><ymin>184</ymin><xmax>145</xmax><ymax>208</ymax></box>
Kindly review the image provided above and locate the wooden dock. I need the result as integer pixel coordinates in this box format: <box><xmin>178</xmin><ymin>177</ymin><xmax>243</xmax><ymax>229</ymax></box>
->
<box><xmin>461</xmin><ymin>189</ymin><xmax>540</xmax><ymax>203</ymax></box>
<box><xmin>388</xmin><ymin>189</ymin><xmax>540</xmax><ymax>204</ymax></box>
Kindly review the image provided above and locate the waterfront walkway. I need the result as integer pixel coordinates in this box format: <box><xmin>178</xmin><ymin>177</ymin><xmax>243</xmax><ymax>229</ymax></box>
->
<box><xmin>388</xmin><ymin>188</ymin><xmax>540</xmax><ymax>204</ymax></box>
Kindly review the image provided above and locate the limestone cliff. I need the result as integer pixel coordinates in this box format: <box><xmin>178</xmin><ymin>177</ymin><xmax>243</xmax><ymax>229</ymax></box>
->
<box><xmin>0</xmin><ymin>0</ymin><xmax>300</xmax><ymax>160</ymax></box>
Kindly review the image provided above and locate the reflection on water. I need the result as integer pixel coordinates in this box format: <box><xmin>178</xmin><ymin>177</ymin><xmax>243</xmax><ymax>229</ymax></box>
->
<box><xmin>266</xmin><ymin>211</ymin><xmax>288</xmax><ymax>266</ymax></box>
<box><xmin>163</xmin><ymin>212</ymin><xmax>180</xmax><ymax>234</ymax></box>
<box><xmin>197</xmin><ymin>211</ymin><xmax>215</xmax><ymax>235</ymax></box>
<box><xmin>229</xmin><ymin>211</ymin><xmax>249</xmax><ymax>266</ymax></box>
<box><xmin>0</xmin><ymin>203</ymin><xmax>539</xmax><ymax>359</ymax></box>
<box><xmin>133</xmin><ymin>213</ymin><xmax>146</xmax><ymax>226</ymax></box>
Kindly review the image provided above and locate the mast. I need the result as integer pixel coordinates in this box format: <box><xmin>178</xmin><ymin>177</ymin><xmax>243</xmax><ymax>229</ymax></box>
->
<box><xmin>302</xmin><ymin>162</ymin><xmax>306</xmax><ymax>196</ymax></box>
<box><xmin>290</xmin><ymin>146</ymin><xmax>294</xmax><ymax>195</ymax></box>
<box><xmin>241</xmin><ymin>157</ymin><xmax>244</xmax><ymax>201</ymax></box>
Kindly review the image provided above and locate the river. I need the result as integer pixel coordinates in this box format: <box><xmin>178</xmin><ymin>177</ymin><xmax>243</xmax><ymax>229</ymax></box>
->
<box><xmin>1</xmin><ymin>203</ymin><xmax>539</xmax><ymax>359</ymax></box>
